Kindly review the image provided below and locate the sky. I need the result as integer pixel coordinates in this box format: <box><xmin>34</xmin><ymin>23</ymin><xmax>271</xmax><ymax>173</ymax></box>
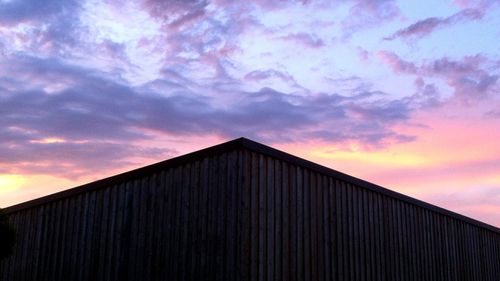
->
<box><xmin>0</xmin><ymin>0</ymin><xmax>499</xmax><ymax>226</ymax></box>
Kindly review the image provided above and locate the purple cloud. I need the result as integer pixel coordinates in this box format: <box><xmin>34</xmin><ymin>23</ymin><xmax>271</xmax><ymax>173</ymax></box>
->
<box><xmin>377</xmin><ymin>51</ymin><xmax>418</xmax><ymax>74</ymax></box>
<box><xmin>0</xmin><ymin>0</ymin><xmax>79</xmax><ymax>26</ymax></box>
<box><xmin>279</xmin><ymin>33</ymin><xmax>325</xmax><ymax>48</ymax></box>
<box><xmin>428</xmin><ymin>56</ymin><xmax>499</xmax><ymax>99</ymax></box>
<box><xmin>244</xmin><ymin>69</ymin><xmax>300</xmax><ymax>89</ymax></box>
<box><xmin>486</xmin><ymin>109</ymin><xmax>500</xmax><ymax>118</ymax></box>
<box><xmin>2</xmin><ymin>0</ymin><xmax>495</xmax><ymax>183</ymax></box>
<box><xmin>342</xmin><ymin>0</ymin><xmax>401</xmax><ymax>35</ymax></box>
<box><xmin>378</xmin><ymin>51</ymin><xmax>500</xmax><ymax>102</ymax></box>
<box><xmin>142</xmin><ymin>0</ymin><xmax>209</xmax><ymax>20</ymax></box>
<box><xmin>452</xmin><ymin>0</ymin><xmax>499</xmax><ymax>10</ymax></box>
<box><xmin>384</xmin><ymin>8</ymin><xmax>484</xmax><ymax>41</ymax></box>
<box><xmin>0</xmin><ymin>51</ymin><xmax>431</xmax><ymax>178</ymax></box>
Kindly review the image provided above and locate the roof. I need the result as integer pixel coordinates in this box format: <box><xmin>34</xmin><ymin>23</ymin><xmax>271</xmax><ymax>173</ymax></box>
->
<box><xmin>4</xmin><ymin>137</ymin><xmax>499</xmax><ymax>233</ymax></box>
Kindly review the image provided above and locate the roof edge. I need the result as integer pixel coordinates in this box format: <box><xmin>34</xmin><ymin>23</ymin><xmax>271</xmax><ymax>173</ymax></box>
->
<box><xmin>3</xmin><ymin>137</ymin><xmax>247</xmax><ymax>214</ymax></box>
<box><xmin>4</xmin><ymin>137</ymin><xmax>499</xmax><ymax>233</ymax></box>
<box><xmin>238</xmin><ymin>138</ymin><xmax>500</xmax><ymax>234</ymax></box>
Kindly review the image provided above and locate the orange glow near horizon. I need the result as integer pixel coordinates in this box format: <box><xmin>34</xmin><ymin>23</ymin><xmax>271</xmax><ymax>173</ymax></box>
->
<box><xmin>0</xmin><ymin>174</ymin><xmax>25</xmax><ymax>193</ymax></box>
<box><xmin>0</xmin><ymin>133</ymin><xmax>228</xmax><ymax>209</ymax></box>
<box><xmin>0</xmin><ymin>174</ymin><xmax>87</xmax><ymax>208</ymax></box>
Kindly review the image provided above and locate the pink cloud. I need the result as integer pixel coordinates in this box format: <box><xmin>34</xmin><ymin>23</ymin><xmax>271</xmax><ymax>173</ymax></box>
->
<box><xmin>423</xmin><ymin>187</ymin><xmax>500</xmax><ymax>227</ymax></box>
<box><xmin>377</xmin><ymin>52</ymin><xmax>499</xmax><ymax>101</ymax></box>
<box><xmin>356</xmin><ymin>47</ymin><xmax>371</xmax><ymax>62</ymax></box>
<box><xmin>377</xmin><ymin>51</ymin><xmax>418</xmax><ymax>74</ymax></box>
<box><xmin>452</xmin><ymin>0</ymin><xmax>499</xmax><ymax>10</ymax></box>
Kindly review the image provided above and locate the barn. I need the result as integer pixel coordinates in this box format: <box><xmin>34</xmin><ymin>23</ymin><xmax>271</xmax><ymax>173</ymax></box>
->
<box><xmin>1</xmin><ymin>137</ymin><xmax>499</xmax><ymax>281</ymax></box>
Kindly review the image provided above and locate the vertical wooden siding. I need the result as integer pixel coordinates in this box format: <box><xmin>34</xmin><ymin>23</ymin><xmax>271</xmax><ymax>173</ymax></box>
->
<box><xmin>1</xmin><ymin>151</ymin><xmax>240</xmax><ymax>281</ymax></box>
<box><xmin>1</xmin><ymin>148</ymin><xmax>499</xmax><ymax>281</ymax></box>
<box><xmin>236</xmin><ymin>150</ymin><xmax>500</xmax><ymax>281</ymax></box>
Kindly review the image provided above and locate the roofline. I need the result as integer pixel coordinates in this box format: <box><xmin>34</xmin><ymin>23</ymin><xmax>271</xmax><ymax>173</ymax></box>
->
<box><xmin>4</xmin><ymin>138</ymin><xmax>246</xmax><ymax>214</ymax></box>
<box><xmin>4</xmin><ymin>137</ymin><xmax>499</xmax><ymax>233</ymax></box>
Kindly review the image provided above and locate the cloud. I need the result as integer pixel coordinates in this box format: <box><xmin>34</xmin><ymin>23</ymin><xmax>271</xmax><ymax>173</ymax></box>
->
<box><xmin>0</xmin><ymin>0</ymin><xmax>79</xmax><ymax>26</ymax></box>
<box><xmin>420</xmin><ymin>185</ymin><xmax>500</xmax><ymax>226</ymax></box>
<box><xmin>427</xmin><ymin>56</ymin><xmax>499</xmax><ymax>99</ymax></box>
<box><xmin>141</xmin><ymin>0</ymin><xmax>400</xmax><ymax>42</ymax></box>
<box><xmin>452</xmin><ymin>0</ymin><xmax>500</xmax><ymax>10</ymax></box>
<box><xmin>0</xmin><ymin>0</ymin><xmax>88</xmax><ymax>64</ymax></box>
<box><xmin>141</xmin><ymin>0</ymin><xmax>209</xmax><ymax>21</ymax></box>
<box><xmin>377</xmin><ymin>51</ymin><xmax>418</xmax><ymax>74</ymax></box>
<box><xmin>0</xmin><ymin>52</ymin><xmax>427</xmax><ymax>178</ymax></box>
<box><xmin>134</xmin><ymin>0</ymin><xmax>252</xmax><ymax>83</ymax></box>
<box><xmin>243</xmin><ymin>69</ymin><xmax>302</xmax><ymax>90</ymax></box>
<box><xmin>245</xmin><ymin>69</ymin><xmax>293</xmax><ymax>82</ymax></box>
<box><xmin>356</xmin><ymin>47</ymin><xmax>371</xmax><ymax>62</ymax></box>
<box><xmin>216</xmin><ymin>87</ymin><xmax>416</xmax><ymax>145</ymax></box>
<box><xmin>486</xmin><ymin>109</ymin><xmax>500</xmax><ymax>118</ymax></box>
<box><xmin>377</xmin><ymin>52</ymin><xmax>500</xmax><ymax>101</ymax></box>
<box><xmin>279</xmin><ymin>32</ymin><xmax>325</xmax><ymax>48</ymax></box>
<box><xmin>384</xmin><ymin>8</ymin><xmax>484</xmax><ymax>41</ymax></box>
<box><xmin>1</xmin><ymin>0</ymin><xmax>492</xmax><ymax>181</ymax></box>
<box><xmin>0</xmin><ymin>139</ymin><xmax>176</xmax><ymax>179</ymax></box>
<box><xmin>342</xmin><ymin>0</ymin><xmax>401</xmax><ymax>35</ymax></box>
<box><xmin>214</xmin><ymin>0</ymin><xmax>311</xmax><ymax>10</ymax></box>
<box><xmin>410</xmin><ymin>77</ymin><xmax>441</xmax><ymax>108</ymax></box>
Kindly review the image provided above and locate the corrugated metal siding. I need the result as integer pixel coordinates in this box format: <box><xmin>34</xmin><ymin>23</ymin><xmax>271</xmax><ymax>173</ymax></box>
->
<box><xmin>1</xmin><ymin>148</ymin><xmax>499</xmax><ymax>281</ymax></box>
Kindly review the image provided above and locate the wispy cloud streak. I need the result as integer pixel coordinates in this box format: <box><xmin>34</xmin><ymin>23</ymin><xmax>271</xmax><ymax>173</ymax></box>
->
<box><xmin>385</xmin><ymin>9</ymin><xmax>484</xmax><ymax>41</ymax></box>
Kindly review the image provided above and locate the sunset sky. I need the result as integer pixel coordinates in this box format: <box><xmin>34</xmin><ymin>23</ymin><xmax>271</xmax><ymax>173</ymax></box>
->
<box><xmin>1</xmin><ymin>0</ymin><xmax>499</xmax><ymax>226</ymax></box>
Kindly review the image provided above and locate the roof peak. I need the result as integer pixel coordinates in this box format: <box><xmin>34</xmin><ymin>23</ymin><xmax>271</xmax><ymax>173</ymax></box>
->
<box><xmin>4</xmin><ymin>137</ymin><xmax>499</xmax><ymax>233</ymax></box>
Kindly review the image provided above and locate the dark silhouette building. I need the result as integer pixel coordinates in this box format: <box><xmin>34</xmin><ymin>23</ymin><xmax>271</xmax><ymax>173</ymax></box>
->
<box><xmin>1</xmin><ymin>138</ymin><xmax>499</xmax><ymax>281</ymax></box>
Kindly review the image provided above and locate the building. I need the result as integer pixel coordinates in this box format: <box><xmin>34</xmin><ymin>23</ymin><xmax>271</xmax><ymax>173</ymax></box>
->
<box><xmin>1</xmin><ymin>137</ymin><xmax>499</xmax><ymax>281</ymax></box>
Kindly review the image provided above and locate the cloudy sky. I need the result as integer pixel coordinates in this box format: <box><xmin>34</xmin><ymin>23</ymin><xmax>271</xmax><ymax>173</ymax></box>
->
<box><xmin>1</xmin><ymin>0</ymin><xmax>499</xmax><ymax>226</ymax></box>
